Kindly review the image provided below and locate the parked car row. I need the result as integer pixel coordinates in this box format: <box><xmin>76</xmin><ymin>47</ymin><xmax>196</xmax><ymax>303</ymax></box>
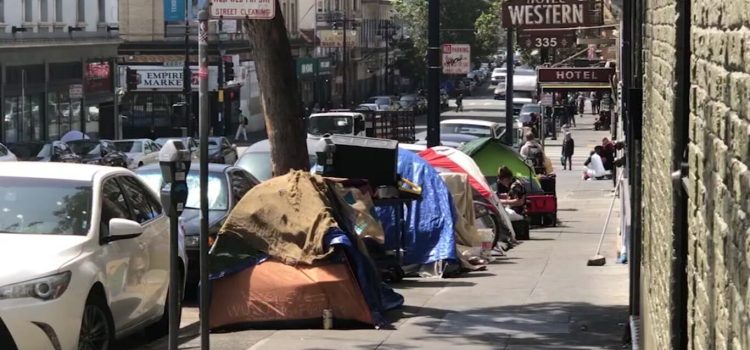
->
<box><xmin>0</xmin><ymin>136</ymin><xmax>238</xmax><ymax>168</ymax></box>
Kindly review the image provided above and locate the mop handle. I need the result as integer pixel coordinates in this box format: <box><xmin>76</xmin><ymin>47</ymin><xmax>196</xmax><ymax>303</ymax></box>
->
<box><xmin>594</xmin><ymin>171</ymin><xmax>625</xmax><ymax>255</ymax></box>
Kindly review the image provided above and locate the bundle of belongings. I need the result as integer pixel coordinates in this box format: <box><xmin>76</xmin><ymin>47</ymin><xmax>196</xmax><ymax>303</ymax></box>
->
<box><xmin>208</xmin><ymin>171</ymin><xmax>404</xmax><ymax>331</ymax></box>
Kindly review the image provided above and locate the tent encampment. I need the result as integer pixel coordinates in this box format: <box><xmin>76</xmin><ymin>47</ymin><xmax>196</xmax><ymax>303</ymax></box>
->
<box><xmin>208</xmin><ymin>171</ymin><xmax>403</xmax><ymax>330</ymax></box>
<box><xmin>459</xmin><ymin>137</ymin><xmax>542</xmax><ymax>193</ymax></box>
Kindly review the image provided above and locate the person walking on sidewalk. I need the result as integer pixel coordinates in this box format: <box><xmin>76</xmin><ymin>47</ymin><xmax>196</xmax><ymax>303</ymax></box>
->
<box><xmin>562</xmin><ymin>132</ymin><xmax>575</xmax><ymax>170</ymax></box>
<box><xmin>455</xmin><ymin>93</ymin><xmax>464</xmax><ymax>112</ymax></box>
<box><xmin>235</xmin><ymin>115</ymin><xmax>249</xmax><ymax>141</ymax></box>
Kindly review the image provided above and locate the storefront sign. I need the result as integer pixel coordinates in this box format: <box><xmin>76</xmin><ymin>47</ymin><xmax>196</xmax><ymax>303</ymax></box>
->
<box><xmin>537</xmin><ymin>67</ymin><xmax>615</xmax><ymax>83</ymax></box>
<box><xmin>296</xmin><ymin>58</ymin><xmax>318</xmax><ymax>79</ymax></box>
<box><xmin>318</xmin><ymin>30</ymin><xmax>358</xmax><ymax>48</ymax></box>
<box><xmin>124</xmin><ymin>66</ymin><xmax>219</xmax><ymax>91</ymax></box>
<box><xmin>318</xmin><ymin>59</ymin><xmax>332</xmax><ymax>75</ymax></box>
<box><xmin>84</xmin><ymin>61</ymin><xmax>113</xmax><ymax>93</ymax></box>
<box><xmin>441</xmin><ymin>44</ymin><xmax>471</xmax><ymax>75</ymax></box>
<box><xmin>518</xmin><ymin>29</ymin><xmax>577</xmax><ymax>48</ymax></box>
<box><xmin>501</xmin><ymin>0</ymin><xmax>602</xmax><ymax>29</ymax></box>
<box><xmin>210</xmin><ymin>0</ymin><xmax>275</xmax><ymax>20</ymax></box>
<box><xmin>69</xmin><ymin>84</ymin><xmax>84</xmax><ymax>99</ymax></box>
<box><xmin>164</xmin><ymin>0</ymin><xmax>185</xmax><ymax>22</ymax></box>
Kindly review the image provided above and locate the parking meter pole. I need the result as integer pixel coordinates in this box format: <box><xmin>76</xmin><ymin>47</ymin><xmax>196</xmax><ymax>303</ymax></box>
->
<box><xmin>425</xmin><ymin>0</ymin><xmax>440</xmax><ymax>148</ymax></box>
<box><xmin>197</xmin><ymin>9</ymin><xmax>211</xmax><ymax>350</ymax></box>
<box><xmin>505</xmin><ymin>28</ymin><xmax>514</xmax><ymax>146</ymax></box>
<box><xmin>158</xmin><ymin>140</ymin><xmax>190</xmax><ymax>350</ymax></box>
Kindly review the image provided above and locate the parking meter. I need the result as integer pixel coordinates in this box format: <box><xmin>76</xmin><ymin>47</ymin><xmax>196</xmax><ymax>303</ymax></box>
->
<box><xmin>314</xmin><ymin>135</ymin><xmax>336</xmax><ymax>176</ymax></box>
<box><xmin>158</xmin><ymin>140</ymin><xmax>191</xmax><ymax>350</ymax></box>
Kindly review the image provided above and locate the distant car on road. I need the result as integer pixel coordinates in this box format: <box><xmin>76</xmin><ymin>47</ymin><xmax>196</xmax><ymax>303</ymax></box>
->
<box><xmin>206</xmin><ymin>137</ymin><xmax>238</xmax><ymax>164</ymax></box>
<box><xmin>6</xmin><ymin>141</ymin><xmax>81</xmax><ymax>163</ymax></box>
<box><xmin>113</xmin><ymin>138</ymin><xmax>162</xmax><ymax>169</ymax></box>
<box><xmin>136</xmin><ymin>163</ymin><xmax>258</xmax><ymax>286</ymax></box>
<box><xmin>155</xmin><ymin>137</ymin><xmax>199</xmax><ymax>159</ymax></box>
<box><xmin>68</xmin><ymin>139</ymin><xmax>129</xmax><ymax>167</ymax></box>
<box><xmin>0</xmin><ymin>162</ymin><xmax>187</xmax><ymax>350</ymax></box>
<box><xmin>354</xmin><ymin>103</ymin><xmax>381</xmax><ymax>112</ymax></box>
<box><xmin>235</xmin><ymin>138</ymin><xmax>319</xmax><ymax>182</ymax></box>
<box><xmin>399</xmin><ymin>94</ymin><xmax>427</xmax><ymax>113</ymax></box>
<box><xmin>364</xmin><ymin>96</ymin><xmax>394</xmax><ymax>111</ymax></box>
<box><xmin>0</xmin><ymin>142</ymin><xmax>17</xmax><ymax>162</ymax></box>
<box><xmin>415</xmin><ymin>133</ymin><xmax>480</xmax><ymax>149</ymax></box>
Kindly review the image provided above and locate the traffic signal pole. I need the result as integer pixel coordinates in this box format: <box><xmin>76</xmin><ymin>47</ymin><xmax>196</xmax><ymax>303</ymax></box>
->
<box><xmin>505</xmin><ymin>28</ymin><xmax>514</xmax><ymax>146</ymax></box>
<box><xmin>426</xmin><ymin>0</ymin><xmax>440</xmax><ymax>148</ymax></box>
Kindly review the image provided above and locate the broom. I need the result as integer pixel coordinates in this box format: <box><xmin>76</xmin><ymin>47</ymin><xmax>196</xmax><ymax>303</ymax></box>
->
<box><xmin>587</xmin><ymin>171</ymin><xmax>624</xmax><ymax>266</ymax></box>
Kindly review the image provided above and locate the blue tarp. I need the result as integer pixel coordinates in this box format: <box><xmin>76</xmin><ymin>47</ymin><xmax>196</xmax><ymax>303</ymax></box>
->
<box><xmin>375</xmin><ymin>149</ymin><xmax>459</xmax><ymax>266</ymax></box>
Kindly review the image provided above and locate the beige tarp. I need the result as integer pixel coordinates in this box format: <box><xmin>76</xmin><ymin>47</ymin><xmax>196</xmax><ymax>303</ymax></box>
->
<box><xmin>440</xmin><ymin>173</ymin><xmax>488</xmax><ymax>270</ymax></box>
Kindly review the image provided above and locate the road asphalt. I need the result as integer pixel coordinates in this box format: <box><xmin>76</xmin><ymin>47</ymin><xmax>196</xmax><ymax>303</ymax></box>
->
<box><xmin>120</xmin><ymin>89</ymin><xmax>629</xmax><ymax>350</ymax></box>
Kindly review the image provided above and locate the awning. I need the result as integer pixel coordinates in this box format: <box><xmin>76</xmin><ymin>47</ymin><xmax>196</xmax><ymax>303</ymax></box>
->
<box><xmin>539</xmin><ymin>82</ymin><xmax>613</xmax><ymax>92</ymax></box>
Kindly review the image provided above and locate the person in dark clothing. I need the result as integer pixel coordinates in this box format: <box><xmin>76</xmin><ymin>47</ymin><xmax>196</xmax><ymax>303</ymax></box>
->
<box><xmin>496</xmin><ymin>166</ymin><xmax>527</xmax><ymax>219</ymax></box>
<box><xmin>148</xmin><ymin>127</ymin><xmax>157</xmax><ymax>140</ymax></box>
<box><xmin>455</xmin><ymin>93</ymin><xmax>464</xmax><ymax>112</ymax></box>
<box><xmin>601</xmin><ymin>137</ymin><xmax>616</xmax><ymax>171</ymax></box>
<box><xmin>562</xmin><ymin>132</ymin><xmax>575</xmax><ymax>170</ymax></box>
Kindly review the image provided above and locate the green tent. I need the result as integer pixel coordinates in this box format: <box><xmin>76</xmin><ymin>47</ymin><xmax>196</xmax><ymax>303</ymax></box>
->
<box><xmin>459</xmin><ymin>137</ymin><xmax>542</xmax><ymax>192</ymax></box>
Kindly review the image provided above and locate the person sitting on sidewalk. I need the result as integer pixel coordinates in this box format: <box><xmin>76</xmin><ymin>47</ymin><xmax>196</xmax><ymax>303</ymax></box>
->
<box><xmin>496</xmin><ymin>166</ymin><xmax>527</xmax><ymax>222</ymax></box>
<box><xmin>583</xmin><ymin>146</ymin><xmax>611</xmax><ymax>180</ymax></box>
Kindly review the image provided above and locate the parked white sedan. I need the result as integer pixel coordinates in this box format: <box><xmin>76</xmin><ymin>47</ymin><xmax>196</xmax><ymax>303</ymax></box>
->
<box><xmin>113</xmin><ymin>139</ymin><xmax>161</xmax><ymax>169</ymax></box>
<box><xmin>0</xmin><ymin>142</ymin><xmax>17</xmax><ymax>162</ymax></box>
<box><xmin>0</xmin><ymin>162</ymin><xmax>187</xmax><ymax>350</ymax></box>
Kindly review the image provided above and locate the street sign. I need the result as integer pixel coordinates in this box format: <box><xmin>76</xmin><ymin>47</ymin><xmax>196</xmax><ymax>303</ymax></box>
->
<box><xmin>210</xmin><ymin>0</ymin><xmax>275</xmax><ymax>20</ymax></box>
<box><xmin>518</xmin><ymin>29</ymin><xmax>577</xmax><ymax>48</ymax></box>
<box><xmin>69</xmin><ymin>84</ymin><xmax>83</xmax><ymax>99</ymax></box>
<box><xmin>537</xmin><ymin>67</ymin><xmax>615</xmax><ymax>83</ymax></box>
<box><xmin>501</xmin><ymin>0</ymin><xmax>602</xmax><ymax>29</ymax></box>
<box><xmin>441</xmin><ymin>44</ymin><xmax>471</xmax><ymax>75</ymax></box>
<box><xmin>318</xmin><ymin>30</ymin><xmax>358</xmax><ymax>48</ymax></box>
<box><xmin>541</xmin><ymin>93</ymin><xmax>554</xmax><ymax>106</ymax></box>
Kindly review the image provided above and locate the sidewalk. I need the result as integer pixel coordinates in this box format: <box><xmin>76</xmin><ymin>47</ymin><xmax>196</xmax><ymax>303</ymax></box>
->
<box><xmin>135</xmin><ymin>113</ymin><xmax>628</xmax><ymax>350</ymax></box>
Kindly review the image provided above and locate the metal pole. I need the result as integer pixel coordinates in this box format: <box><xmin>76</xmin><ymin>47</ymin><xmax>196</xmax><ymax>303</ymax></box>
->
<box><xmin>504</xmin><ymin>28</ymin><xmax>514</xmax><ymax>146</ymax></box>
<box><xmin>384</xmin><ymin>22</ymin><xmax>389</xmax><ymax>94</ymax></box>
<box><xmin>197</xmin><ymin>9</ymin><xmax>210</xmax><ymax>350</ymax></box>
<box><xmin>342</xmin><ymin>16</ymin><xmax>348</xmax><ymax>108</ymax></box>
<box><xmin>425</xmin><ymin>0</ymin><xmax>440</xmax><ymax>148</ymax></box>
<box><xmin>167</xmin><ymin>214</ymin><xmax>179</xmax><ymax>350</ymax></box>
<box><xmin>184</xmin><ymin>2</ymin><xmax>192</xmax><ymax>137</ymax></box>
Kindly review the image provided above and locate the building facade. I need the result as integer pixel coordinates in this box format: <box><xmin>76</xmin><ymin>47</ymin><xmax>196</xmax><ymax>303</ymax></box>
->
<box><xmin>0</xmin><ymin>0</ymin><xmax>120</xmax><ymax>143</ymax></box>
<box><xmin>631</xmin><ymin>0</ymin><xmax>750</xmax><ymax>348</ymax></box>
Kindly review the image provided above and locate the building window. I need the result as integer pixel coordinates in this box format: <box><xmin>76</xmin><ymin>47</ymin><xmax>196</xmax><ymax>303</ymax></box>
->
<box><xmin>55</xmin><ymin>0</ymin><xmax>62</xmax><ymax>22</ymax></box>
<box><xmin>41</xmin><ymin>0</ymin><xmax>48</xmax><ymax>22</ymax></box>
<box><xmin>77</xmin><ymin>0</ymin><xmax>85</xmax><ymax>23</ymax></box>
<box><xmin>24</xmin><ymin>0</ymin><xmax>33</xmax><ymax>22</ymax></box>
<box><xmin>0</xmin><ymin>0</ymin><xmax>5</xmax><ymax>22</ymax></box>
<box><xmin>98</xmin><ymin>0</ymin><xmax>105</xmax><ymax>22</ymax></box>
<box><xmin>290</xmin><ymin>2</ymin><xmax>297</xmax><ymax>34</ymax></box>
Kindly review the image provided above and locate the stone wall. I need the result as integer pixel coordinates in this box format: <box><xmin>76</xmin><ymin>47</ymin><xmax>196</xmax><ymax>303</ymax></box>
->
<box><xmin>640</xmin><ymin>0</ymin><xmax>677</xmax><ymax>348</ymax></box>
<box><xmin>640</xmin><ymin>0</ymin><xmax>750</xmax><ymax>349</ymax></box>
<box><xmin>687</xmin><ymin>0</ymin><xmax>750</xmax><ymax>349</ymax></box>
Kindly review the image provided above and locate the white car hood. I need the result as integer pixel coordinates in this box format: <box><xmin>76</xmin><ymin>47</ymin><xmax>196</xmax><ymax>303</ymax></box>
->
<box><xmin>0</xmin><ymin>234</ymin><xmax>86</xmax><ymax>286</ymax></box>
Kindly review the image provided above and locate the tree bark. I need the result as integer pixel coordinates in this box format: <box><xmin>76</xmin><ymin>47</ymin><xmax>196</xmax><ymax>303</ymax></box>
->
<box><xmin>243</xmin><ymin>1</ymin><xmax>309</xmax><ymax>177</ymax></box>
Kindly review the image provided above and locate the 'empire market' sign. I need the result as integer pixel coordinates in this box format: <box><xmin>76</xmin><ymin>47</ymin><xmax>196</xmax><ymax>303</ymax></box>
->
<box><xmin>537</xmin><ymin>67</ymin><xmax>615</xmax><ymax>83</ymax></box>
<box><xmin>502</xmin><ymin>0</ymin><xmax>602</xmax><ymax>29</ymax></box>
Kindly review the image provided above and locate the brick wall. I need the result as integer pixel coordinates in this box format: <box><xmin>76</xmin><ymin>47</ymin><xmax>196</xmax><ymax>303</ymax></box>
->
<box><xmin>640</xmin><ymin>0</ymin><xmax>750</xmax><ymax>349</ymax></box>
<box><xmin>640</xmin><ymin>0</ymin><xmax>677</xmax><ymax>348</ymax></box>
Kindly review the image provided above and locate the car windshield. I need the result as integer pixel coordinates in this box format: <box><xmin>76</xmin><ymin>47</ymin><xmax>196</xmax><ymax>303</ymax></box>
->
<box><xmin>0</xmin><ymin>177</ymin><xmax>92</xmax><ymax>235</ymax></box>
<box><xmin>400</xmin><ymin>96</ymin><xmax>416</xmax><ymax>101</ymax></box>
<box><xmin>366</xmin><ymin>97</ymin><xmax>389</xmax><ymax>105</ymax></box>
<box><xmin>307</xmin><ymin>115</ymin><xmax>353</xmax><ymax>136</ymax></box>
<box><xmin>440</xmin><ymin>124</ymin><xmax>493</xmax><ymax>138</ymax></box>
<box><xmin>516</xmin><ymin>70</ymin><xmax>536</xmax><ymax>76</ymax></box>
<box><xmin>137</xmin><ymin>170</ymin><xmax>228</xmax><ymax>210</ymax></box>
<box><xmin>236</xmin><ymin>152</ymin><xmax>318</xmax><ymax>182</ymax></box>
<box><xmin>521</xmin><ymin>105</ymin><xmax>541</xmax><ymax>114</ymax></box>
<box><xmin>114</xmin><ymin>141</ymin><xmax>143</xmax><ymax>153</ymax></box>
<box><xmin>7</xmin><ymin>143</ymin><xmax>48</xmax><ymax>159</ymax></box>
<box><xmin>207</xmin><ymin>140</ymin><xmax>221</xmax><ymax>149</ymax></box>
<box><xmin>68</xmin><ymin>141</ymin><xmax>101</xmax><ymax>156</ymax></box>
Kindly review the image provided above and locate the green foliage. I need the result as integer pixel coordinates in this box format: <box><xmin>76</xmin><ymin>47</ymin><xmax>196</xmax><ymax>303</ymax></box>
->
<box><xmin>475</xmin><ymin>0</ymin><xmax>504</xmax><ymax>55</ymax></box>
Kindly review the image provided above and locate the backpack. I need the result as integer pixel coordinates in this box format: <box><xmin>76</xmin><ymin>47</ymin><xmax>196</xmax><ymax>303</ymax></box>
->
<box><xmin>526</xmin><ymin>144</ymin><xmax>546</xmax><ymax>174</ymax></box>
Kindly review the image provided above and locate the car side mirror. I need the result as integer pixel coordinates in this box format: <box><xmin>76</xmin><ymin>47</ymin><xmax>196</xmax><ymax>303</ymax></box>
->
<box><xmin>105</xmin><ymin>218</ymin><xmax>144</xmax><ymax>243</ymax></box>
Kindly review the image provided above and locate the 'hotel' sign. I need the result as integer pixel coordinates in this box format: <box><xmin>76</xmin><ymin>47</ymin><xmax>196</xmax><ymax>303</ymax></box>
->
<box><xmin>537</xmin><ymin>67</ymin><xmax>615</xmax><ymax>83</ymax></box>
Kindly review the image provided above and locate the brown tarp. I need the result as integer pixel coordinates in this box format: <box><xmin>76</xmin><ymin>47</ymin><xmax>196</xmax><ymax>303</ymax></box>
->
<box><xmin>218</xmin><ymin>171</ymin><xmax>340</xmax><ymax>265</ymax></box>
<box><xmin>209</xmin><ymin>260</ymin><xmax>373</xmax><ymax>329</ymax></box>
<box><xmin>440</xmin><ymin>173</ymin><xmax>488</xmax><ymax>270</ymax></box>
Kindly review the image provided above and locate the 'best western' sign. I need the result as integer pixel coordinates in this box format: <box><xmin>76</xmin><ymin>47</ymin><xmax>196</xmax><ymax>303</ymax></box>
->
<box><xmin>502</xmin><ymin>0</ymin><xmax>602</xmax><ymax>29</ymax></box>
<box><xmin>537</xmin><ymin>67</ymin><xmax>615</xmax><ymax>83</ymax></box>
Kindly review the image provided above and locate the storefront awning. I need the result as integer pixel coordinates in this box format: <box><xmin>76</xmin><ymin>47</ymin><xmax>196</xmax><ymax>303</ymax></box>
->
<box><xmin>539</xmin><ymin>82</ymin><xmax>613</xmax><ymax>92</ymax></box>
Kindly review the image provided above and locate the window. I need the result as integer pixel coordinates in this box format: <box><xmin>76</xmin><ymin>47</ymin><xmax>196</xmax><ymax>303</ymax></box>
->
<box><xmin>98</xmin><ymin>0</ymin><xmax>105</xmax><ymax>22</ymax></box>
<box><xmin>40</xmin><ymin>0</ymin><xmax>48</xmax><ymax>21</ymax></box>
<box><xmin>290</xmin><ymin>2</ymin><xmax>297</xmax><ymax>34</ymax></box>
<box><xmin>24</xmin><ymin>0</ymin><xmax>33</xmax><ymax>22</ymax></box>
<box><xmin>119</xmin><ymin>176</ymin><xmax>160</xmax><ymax>223</ymax></box>
<box><xmin>0</xmin><ymin>0</ymin><xmax>5</xmax><ymax>22</ymax></box>
<box><xmin>100</xmin><ymin>179</ymin><xmax>133</xmax><ymax>237</ymax></box>
<box><xmin>229</xmin><ymin>170</ymin><xmax>256</xmax><ymax>204</ymax></box>
<box><xmin>0</xmin><ymin>144</ymin><xmax>6</xmax><ymax>157</ymax></box>
<box><xmin>55</xmin><ymin>0</ymin><xmax>62</xmax><ymax>22</ymax></box>
<box><xmin>76</xmin><ymin>0</ymin><xmax>84</xmax><ymax>23</ymax></box>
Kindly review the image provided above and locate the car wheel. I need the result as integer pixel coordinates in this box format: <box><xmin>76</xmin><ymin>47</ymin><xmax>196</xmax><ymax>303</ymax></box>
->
<box><xmin>78</xmin><ymin>293</ymin><xmax>114</xmax><ymax>350</ymax></box>
<box><xmin>145</xmin><ymin>267</ymin><xmax>184</xmax><ymax>340</ymax></box>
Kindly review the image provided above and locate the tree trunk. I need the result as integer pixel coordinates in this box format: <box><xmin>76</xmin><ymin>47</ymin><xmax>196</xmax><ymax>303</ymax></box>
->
<box><xmin>243</xmin><ymin>1</ymin><xmax>309</xmax><ymax>177</ymax></box>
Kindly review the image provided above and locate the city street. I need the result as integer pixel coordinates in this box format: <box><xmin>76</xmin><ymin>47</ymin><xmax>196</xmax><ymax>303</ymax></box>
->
<box><xmin>116</xmin><ymin>93</ymin><xmax>629</xmax><ymax>350</ymax></box>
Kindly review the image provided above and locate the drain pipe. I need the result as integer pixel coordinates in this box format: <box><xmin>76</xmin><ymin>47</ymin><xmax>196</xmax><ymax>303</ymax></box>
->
<box><xmin>670</xmin><ymin>0</ymin><xmax>690</xmax><ymax>348</ymax></box>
